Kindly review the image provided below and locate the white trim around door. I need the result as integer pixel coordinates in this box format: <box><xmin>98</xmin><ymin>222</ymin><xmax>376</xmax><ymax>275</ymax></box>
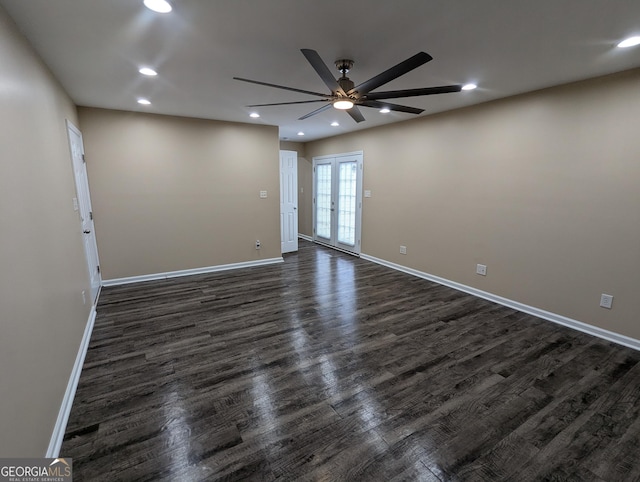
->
<box><xmin>312</xmin><ymin>151</ymin><xmax>363</xmax><ymax>255</ymax></box>
<box><xmin>66</xmin><ymin>120</ymin><xmax>101</xmax><ymax>303</ymax></box>
<box><xmin>280</xmin><ymin>150</ymin><xmax>299</xmax><ymax>253</ymax></box>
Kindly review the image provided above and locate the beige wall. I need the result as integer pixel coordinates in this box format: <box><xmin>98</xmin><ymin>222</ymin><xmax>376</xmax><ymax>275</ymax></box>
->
<box><xmin>306</xmin><ymin>68</ymin><xmax>640</xmax><ymax>340</ymax></box>
<box><xmin>1</xmin><ymin>0</ymin><xmax>638</xmax><ymax>456</ymax></box>
<box><xmin>279</xmin><ymin>141</ymin><xmax>305</xmax><ymax>158</ymax></box>
<box><xmin>79</xmin><ymin>108</ymin><xmax>281</xmax><ymax>280</ymax></box>
<box><xmin>297</xmin><ymin>156</ymin><xmax>313</xmax><ymax>237</ymax></box>
<box><xmin>0</xmin><ymin>6</ymin><xmax>90</xmax><ymax>456</ymax></box>
<box><xmin>280</xmin><ymin>141</ymin><xmax>313</xmax><ymax>237</ymax></box>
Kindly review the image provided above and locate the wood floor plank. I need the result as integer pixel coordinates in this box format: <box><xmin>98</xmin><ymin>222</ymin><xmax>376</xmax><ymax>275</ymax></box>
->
<box><xmin>61</xmin><ymin>240</ymin><xmax>640</xmax><ymax>480</ymax></box>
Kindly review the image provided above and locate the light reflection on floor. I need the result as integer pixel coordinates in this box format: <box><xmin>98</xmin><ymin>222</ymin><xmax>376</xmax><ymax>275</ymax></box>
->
<box><xmin>162</xmin><ymin>391</ymin><xmax>191</xmax><ymax>473</ymax></box>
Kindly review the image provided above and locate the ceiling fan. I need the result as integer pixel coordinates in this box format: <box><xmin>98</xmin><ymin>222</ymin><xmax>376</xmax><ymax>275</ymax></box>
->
<box><xmin>234</xmin><ymin>49</ymin><xmax>463</xmax><ymax>123</ymax></box>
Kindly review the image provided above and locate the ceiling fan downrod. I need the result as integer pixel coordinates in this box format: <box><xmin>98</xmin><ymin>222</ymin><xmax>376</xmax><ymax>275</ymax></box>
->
<box><xmin>335</xmin><ymin>59</ymin><xmax>355</xmax><ymax>95</ymax></box>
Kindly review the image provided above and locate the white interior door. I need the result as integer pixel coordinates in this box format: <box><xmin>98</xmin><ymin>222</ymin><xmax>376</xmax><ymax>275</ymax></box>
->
<box><xmin>313</xmin><ymin>151</ymin><xmax>363</xmax><ymax>254</ymax></box>
<box><xmin>280</xmin><ymin>150</ymin><xmax>298</xmax><ymax>253</ymax></box>
<box><xmin>67</xmin><ymin>120</ymin><xmax>101</xmax><ymax>302</ymax></box>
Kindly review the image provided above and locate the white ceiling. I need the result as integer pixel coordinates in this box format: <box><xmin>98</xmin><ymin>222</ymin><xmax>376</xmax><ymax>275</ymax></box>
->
<box><xmin>2</xmin><ymin>0</ymin><xmax>640</xmax><ymax>141</ymax></box>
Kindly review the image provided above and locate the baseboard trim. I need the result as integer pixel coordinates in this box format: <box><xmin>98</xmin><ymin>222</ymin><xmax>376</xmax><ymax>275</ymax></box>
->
<box><xmin>102</xmin><ymin>257</ymin><xmax>284</xmax><ymax>287</ymax></box>
<box><xmin>360</xmin><ymin>253</ymin><xmax>640</xmax><ymax>352</ymax></box>
<box><xmin>298</xmin><ymin>234</ymin><xmax>313</xmax><ymax>242</ymax></box>
<box><xmin>46</xmin><ymin>305</ymin><xmax>97</xmax><ymax>457</ymax></box>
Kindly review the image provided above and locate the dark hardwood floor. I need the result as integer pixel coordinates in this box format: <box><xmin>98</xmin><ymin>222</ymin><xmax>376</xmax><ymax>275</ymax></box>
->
<box><xmin>62</xmin><ymin>240</ymin><xmax>640</xmax><ymax>481</ymax></box>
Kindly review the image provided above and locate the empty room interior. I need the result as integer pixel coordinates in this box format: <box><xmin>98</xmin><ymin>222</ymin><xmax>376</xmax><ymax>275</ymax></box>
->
<box><xmin>2</xmin><ymin>1</ymin><xmax>640</xmax><ymax>480</ymax></box>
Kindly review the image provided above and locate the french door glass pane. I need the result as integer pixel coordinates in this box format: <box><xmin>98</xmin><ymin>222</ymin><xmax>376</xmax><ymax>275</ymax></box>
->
<box><xmin>337</xmin><ymin>161</ymin><xmax>357</xmax><ymax>246</ymax></box>
<box><xmin>316</xmin><ymin>164</ymin><xmax>332</xmax><ymax>239</ymax></box>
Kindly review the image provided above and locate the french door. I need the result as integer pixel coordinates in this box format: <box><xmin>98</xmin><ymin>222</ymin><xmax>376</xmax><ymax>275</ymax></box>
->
<box><xmin>313</xmin><ymin>151</ymin><xmax>363</xmax><ymax>254</ymax></box>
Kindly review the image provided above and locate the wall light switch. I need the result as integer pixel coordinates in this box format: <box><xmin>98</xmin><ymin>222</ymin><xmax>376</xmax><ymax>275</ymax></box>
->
<box><xmin>259</xmin><ymin>190</ymin><xmax>267</xmax><ymax>198</ymax></box>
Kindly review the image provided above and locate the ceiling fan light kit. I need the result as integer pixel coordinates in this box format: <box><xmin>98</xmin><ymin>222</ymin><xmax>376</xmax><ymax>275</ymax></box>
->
<box><xmin>234</xmin><ymin>48</ymin><xmax>463</xmax><ymax>124</ymax></box>
<box><xmin>333</xmin><ymin>99</ymin><xmax>354</xmax><ymax>110</ymax></box>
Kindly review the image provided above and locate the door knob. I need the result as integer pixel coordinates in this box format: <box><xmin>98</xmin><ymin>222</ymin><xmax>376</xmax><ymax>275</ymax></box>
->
<box><xmin>83</xmin><ymin>230</ymin><xmax>91</xmax><ymax>234</ymax></box>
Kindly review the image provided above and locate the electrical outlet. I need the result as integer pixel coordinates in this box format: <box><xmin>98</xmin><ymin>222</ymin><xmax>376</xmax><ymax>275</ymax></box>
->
<box><xmin>259</xmin><ymin>191</ymin><xmax>267</xmax><ymax>198</ymax></box>
<box><xmin>82</xmin><ymin>290</ymin><xmax>86</xmax><ymax>305</ymax></box>
<box><xmin>399</xmin><ymin>245</ymin><xmax>407</xmax><ymax>255</ymax></box>
<box><xmin>476</xmin><ymin>264</ymin><xmax>487</xmax><ymax>276</ymax></box>
<box><xmin>600</xmin><ymin>294</ymin><xmax>613</xmax><ymax>309</ymax></box>
<box><xmin>255</xmin><ymin>240</ymin><xmax>261</xmax><ymax>250</ymax></box>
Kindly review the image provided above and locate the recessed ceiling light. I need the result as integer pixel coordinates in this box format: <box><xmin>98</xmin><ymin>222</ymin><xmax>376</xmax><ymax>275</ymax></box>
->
<box><xmin>462</xmin><ymin>83</ymin><xmax>477</xmax><ymax>91</ymax></box>
<box><xmin>297</xmin><ymin>131</ymin><xmax>305</xmax><ymax>136</ymax></box>
<box><xmin>331</xmin><ymin>121</ymin><xmax>339</xmax><ymax>127</ymax></box>
<box><xmin>379</xmin><ymin>107</ymin><xmax>391</xmax><ymax>114</ymax></box>
<box><xmin>143</xmin><ymin>0</ymin><xmax>172</xmax><ymax>13</ymax></box>
<box><xmin>137</xmin><ymin>98</ymin><xmax>151</xmax><ymax>105</ymax></box>
<box><xmin>139</xmin><ymin>67</ymin><xmax>157</xmax><ymax>76</ymax></box>
<box><xmin>617</xmin><ymin>36</ymin><xmax>640</xmax><ymax>48</ymax></box>
<box><xmin>249</xmin><ymin>112</ymin><xmax>260</xmax><ymax>118</ymax></box>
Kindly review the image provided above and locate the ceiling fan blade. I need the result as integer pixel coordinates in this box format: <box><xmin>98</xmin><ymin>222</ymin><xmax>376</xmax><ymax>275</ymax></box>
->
<box><xmin>247</xmin><ymin>99</ymin><xmax>330</xmax><ymax>107</ymax></box>
<box><xmin>347</xmin><ymin>105</ymin><xmax>365</xmax><ymax>123</ymax></box>
<box><xmin>359</xmin><ymin>100</ymin><xmax>424</xmax><ymax>115</ymax></box>
<box><xmin>349</xmin><ymin>52</ymin><xmax>433</xmax><ymax>96</ymax></box>
<box><xmin>301</xmin><ymin>49</ymin><xmax>347</xmax><ymax>96</ymax></box>
<box><xmin>365</xmin><ymin>85</ymin><xmax>463</xmax><ymax>100</ymax></box>
<box><xmin>299</xmin><ymin>103</ymin><xmax>333</xmax><ymax>120</ymax></box>
<box><xmin>234</xmin><ymin>77</ymin><xmax>329</xmax><ymax>98</ymax></box>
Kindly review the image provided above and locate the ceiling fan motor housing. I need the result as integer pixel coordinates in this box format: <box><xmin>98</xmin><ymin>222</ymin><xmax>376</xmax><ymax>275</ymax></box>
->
<box><xmin>338</xmin><ymin>77</ymin><xmax>355</xmax><ymax>94</ymax></box>
<box><xmin>335</xmin><ymin>59</ymin><xmax>355</xmax><ymax>96</ymax></box>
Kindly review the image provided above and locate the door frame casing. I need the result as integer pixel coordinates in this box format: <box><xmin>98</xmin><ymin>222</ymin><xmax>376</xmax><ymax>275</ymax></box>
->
<box><xmin>312</xmin><ymin>150</ymin><xmax>363</xmax><ymax>255</ymax></box>
<box><xmin>279</xmin><ymin>150</ymin><xmax>299</xmax><ymax>254</ymax></box>
<box><xmin>66</xmin><ymin>119</ymin><xmax>102</xmax><ymax>302</ymax></box>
